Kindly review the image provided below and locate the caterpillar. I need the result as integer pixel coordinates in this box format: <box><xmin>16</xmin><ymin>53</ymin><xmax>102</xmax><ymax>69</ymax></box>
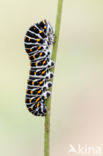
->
<box><xmin>24</xmin><ymin>20</ymin><xmax>55</xmax><ymax>116</ymax></box>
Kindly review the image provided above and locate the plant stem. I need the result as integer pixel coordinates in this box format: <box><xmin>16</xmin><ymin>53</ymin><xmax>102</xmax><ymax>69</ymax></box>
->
<box><xmin>44</xmin><ymin>0</ymin><xmax>63</xmax><ymax>156</ymax></box>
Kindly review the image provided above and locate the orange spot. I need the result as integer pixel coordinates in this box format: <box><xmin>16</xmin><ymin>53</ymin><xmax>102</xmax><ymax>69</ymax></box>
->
<box><xmin>36</xmin><ymin>97</ymin><xmax>40</xmax><ymax>102</ymax></box>
<box><xmin>35</xmin><ymin>62</ymin><xmax>37</xmax><ymax>66</ymax></box>
<box><xmin>39</xmin><ymin>81</ymin><xmax>43</xmax><ymax>85</ymax></box>
<box><xmin>42</xmin><ymin>70</ymin><xmax>46</xmax><ymax>75</ymax></box>
<box><xmin>36</xmin><ymin>102</ymin><xmax>40</xmax><ymax>107</ymax></box>
<box><xmin>33</xmin><ymin>55</ymin><xmax>35</xmax><ymax>59</ymax></box>
<box><xmin>30</xmin><ymin>49</ymin><xmax>32</xmax><ymax>52</ymax></box>
<box><xmin>39</xmin><ymin>52</ymin><xmax>42</xmax><ymax>56</ymax></box>
<box><xmin>29</xmin><ymin>99</ymin><xmax>32</xmax><ymax>103</ymax></box>
<box><xmin>38</xmin><ymin>90</ymin><xmax>42</xmax><ymax>94</ymax></box>
<box><xmin>39</xmin><ymin>30</ymin><xmax>43</xmax><ymax>34</ymax></box>
<box><xmin>28</xmin><ymin>38</ymin><xmax>30</xmax><ymax>41</ymax></box>
<box><xmin>30</xmin><ymin>90</ymin><xmax>33</xmax><ymax>94</ymax></box>
<box><xmin>38</xmin><ymin>46</ymin><xmax>41</xmax><ymax>50</ymax></box>
<box><xmin>43</xmin><ymin>20</ymin><xmax>46</xmax><ymax>24</ymax></box>
<box><xmin>37</xmin><ymin>39</ymin><xmax>40</xmax><ymax>42</ymax></box>
<box><xmin>30</xmin><ymin>107</ymin><xmax>33</xmax><ymax>111</ymax></box>
<box><xmin>44</xmin><ymin>26</ymin><xmax>47</xmax><ymax>29</ymax></box>
<box><xmin>43</xmin><ymin>61</ymin><xmax>46</xmax><ymax>65</ymax></box>
<box><xmin>32</xmin><ymin>81</ymin><xmax>34</xmax><ymax>85</ymax></box>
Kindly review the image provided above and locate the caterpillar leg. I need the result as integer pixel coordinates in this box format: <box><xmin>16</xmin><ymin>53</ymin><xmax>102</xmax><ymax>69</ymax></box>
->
<box><xmin>27</xmin><ymin>100</ymin><xmax>47</xmax><ymax>116</ymax></box>
<box><xmin>45</xmin><ymin>71</ymin><xmax>54</xmax><ymax>79</ymax></box>
<box><xmin>33</xmin><ymin>102</ymin><xmax>47</xmax><ymax>116</ymax></box>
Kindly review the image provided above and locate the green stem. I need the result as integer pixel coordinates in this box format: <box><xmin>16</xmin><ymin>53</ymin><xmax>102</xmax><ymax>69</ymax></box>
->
<box><xmin>44</xmin><ymin>0</ymin><xmax>63</xmax><ymax>156</ymax></box>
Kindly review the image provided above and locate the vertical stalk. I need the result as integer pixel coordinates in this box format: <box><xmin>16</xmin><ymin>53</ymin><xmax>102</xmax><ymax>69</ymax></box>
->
<box><xmin>44</xmin><ymin>0</ymin><xmax>63</xmax><ymax>156</ymax></box>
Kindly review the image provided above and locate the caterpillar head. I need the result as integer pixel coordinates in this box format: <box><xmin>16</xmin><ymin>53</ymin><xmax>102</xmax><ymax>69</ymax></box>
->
<box><xmin>38</xmin><ymin>20</ymin><xmax>55</xmax><ymax>45</ymax></box>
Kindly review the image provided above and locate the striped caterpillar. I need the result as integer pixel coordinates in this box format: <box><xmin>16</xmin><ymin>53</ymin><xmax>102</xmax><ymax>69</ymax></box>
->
<box><xmin>24</xmin><ymin>20</ymin><xmax>55</xmax><ymax>116</ymax></box>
